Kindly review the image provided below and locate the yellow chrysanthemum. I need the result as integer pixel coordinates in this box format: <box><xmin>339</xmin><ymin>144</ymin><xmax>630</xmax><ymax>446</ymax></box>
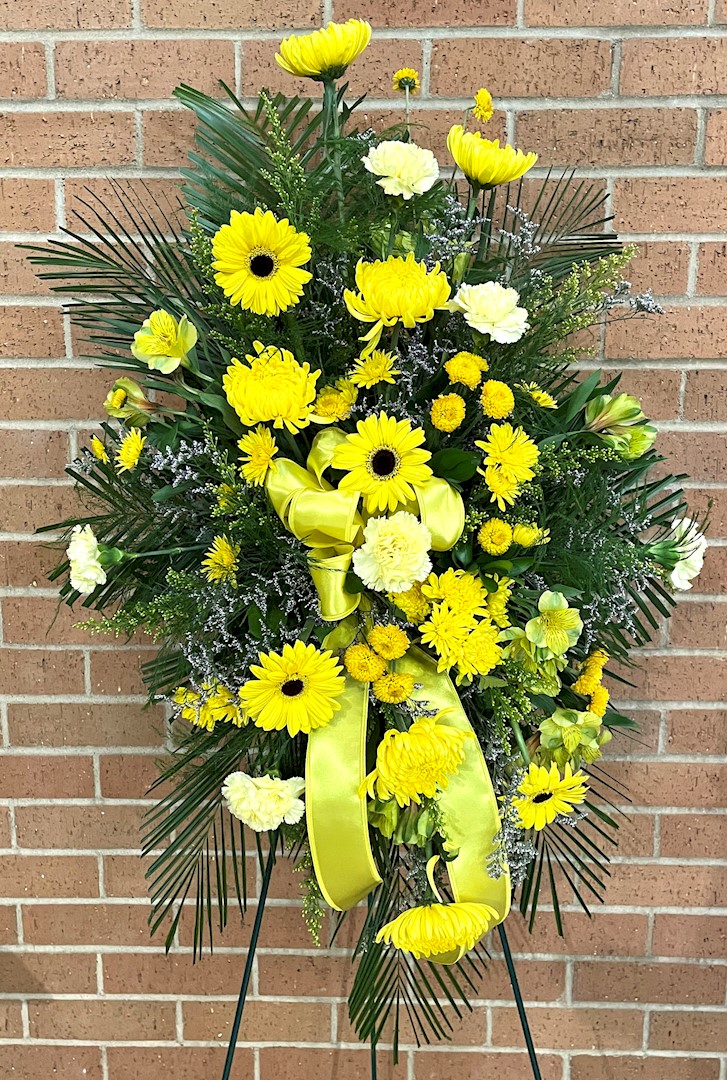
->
<box><xmin>377</xmin><ymin>901</ymin><xmax>498</xmax><ymax>959</ymax></box>
<box><xmin>173</xmin><ymin>683</ymin><xmax>245</xmax><ymax>732</ymax></box>
<box><xmin>90</xmin><ymin>435</ymin><xmax>109</xmax><ymax>464</ymax></box>
<box><xmin>310</xmin><ymin>379</ymin><xmax>358</xmax><ymax>424</ymax></box>
<box><xmin>453</xmin><ymin>619</ymin><xmax>503</xmax><ymax>683</ymax></box>
<box><xmin>368</xmin><ymin>624</ymin><xmax>410</xmax><ymax>660</ymax></box>
<box><xmin>512</xmin><ymin>522</ymin><xmax>550</xmax><ymax>548</ymax></box>
<box><xmin>589</xmin><ymin>685</ymin><xmax>610</xmax><ymax>718</ymax></box>
<box><xmin>480</xmin><ymin>379</ymin><xmax>515</xmax><ymax>420</ymax></box>
<box><xmin>131</xmin><ymin>308</ymin><xmax>197</xmax><ymax>374</ymax></box>
<box><xmin>331</xmin><ymin>411</ymin><xmax>432</xmax><ymax>513</ymax></box>
<box><xmin>476</xmin><ymin>422</ymin><xmax>539</xmax><ymax>483</ymax></box>
<box><xmin>365</xmin><ymin>713</ymin><xmax>468</xmax><ymax>806</ymax></box>
<box><xmin>486</xmin><ymin>574</ymin><xmax>513</xmax><ymax>629</ymax></box>
<box><xmin>240</xmin><ymin>640</ymin><xmax>345</xmax><ymax>737</ymax></box>
<box><xmin>115</xmin><ymin>428</ymin><xmax>146</xmax><ymax>473</ymax></box>
<box><xmin>483</xmin><ymin>466</ymin><xmax>520</xmax><ymax>511</ymax></box>
<box><xmin>447</xmin><ymin>124</ymin><xmax>537</xmax><ymax>189</ymax></box>
<box><xmin>344</xmin><ymin>253</ymin><xmax>451</xmax><ymax>357</ymax></box>
<box><xmin>276</xmin><ymin>18</ymin><xmax>371</xmax><ymax>80</ymax></box>
<box><xmin>477</xmin><ymin>518</ymin><xmax>513</xmax><ymax>556</ymax></box>
<box><xmin>372</xmin><ymin>672</ymin><xmax>415</xmax><ymax>704</ymax></box>
<box><xmin>344</xmin><ymin>643</ymin><xmax>387</xmax><ymax>683</ymax></box>
<box><xmin>418</xmin><ymin>602</ymin><xmax>475</xmax><ymax>671</ymax></box>
<box><xmin>390</xmin><ymin>581</ymin><xmax>431</xmax><ymax>624</ymax></box>
<box><xmin>201</xmin><ymin>535</ymin><xmax>240</xmax><ymax>586</ymax></box>
<box><xmin>212</xmin><ymin>208</ymin><xmax>312</xmax><ymax>316</ymax></box>
<box><xmin>216</xmin><ymin>483</ymin><xmax>237</xmax><ymax>512</ymax></box>
<box><xmin>472</xmin><ymin>87</ymin><xmax>494</xmax><ymax>124</ymax></box>
<box><xmin>444</xmin><ymin>350</ymin><xmax>488</xmax><ymax>389</ymax></box>
<box><xmin>223</xmin><ymin>341</ymin><xmax>319</xmax><ymax>434</ymax></box>
<box><xmin>237</xmin><ymin>425</ymin><xmax>278</xmax><ymax>486</ymax></box>
<box><xmin>430</xmin><ymin>393</ymin><xmax>466</xmax><ymax>433</ymax></box>
<box><xmin>422</xmin><ymin>569</ymin><xmax>489</xmax><ymax>620</ymax></box>
<box><xmin>392</xmin><ymin>67</ymin><xmax>420</xmax><ymax>93</ymax></box>
<box><xmin>514</xmin><ymin>762</ymin><xmax>588</xmax><ymax>831</ymax></box>
<box><xmin>349</xmin><ymin>350</ymin><xmax>400</xmax><ymax>389</ymax></box>
<box><xmin>518</xmin><ymin>381</ymin><xmax>558</xmax><ymax>409</ymax></box>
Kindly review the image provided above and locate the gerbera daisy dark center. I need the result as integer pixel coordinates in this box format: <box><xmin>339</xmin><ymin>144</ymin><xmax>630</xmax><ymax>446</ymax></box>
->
<box><xmin>532</xmin><ymin>792</ymin><xmax>553</xmax><ymax>804</ymax></box>
<box><xmin>281</xmin><ymin>678</ymin><xmax>305</xmax><ymax>697</ymax></box>
<box><xmin>369</xmin><ymin>448</ymin><xmax>399</xmax><ymax>478</ymax></box>
<box><xmin>249</xmin><ymin>251</ymin><xmax>276</xmax><ymax>279</ymax></box>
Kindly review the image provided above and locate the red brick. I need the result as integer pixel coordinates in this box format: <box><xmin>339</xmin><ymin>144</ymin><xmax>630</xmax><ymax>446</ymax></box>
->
<box><xmin>414</xmin><ymin>1052</ymin><xmax>563</xmax><ymax>1080</ymax></box>
<box><xmin>29</xmin><ymin>997</ymin><xmax>175</xmax><ymax>1040</ymax></box>
<box><xmin>142</xmin><ymin>0</ymin><xmax>321</xmax><ymax>27</ymax></box>
<box><xmin>506</xmin><ymin>912</ymin><xmax>649</xmax><ymax>957</ymax></box>
<box><xmin>666</xmin><ymin>708</ymin><xmax>727</xmax><ymax>755</ymax></box>
<box><xmin>0</xmin><ymin>179</ymin><xmax>56</xmax><ymax>232</ymax></box>
<box><xmin>0</xmin><ymin>1001</ymin><xmax>22</xmax><ymax>1038</ymax></box>
<box><xmin>697</xmin><ymin>243</ymin><xmax>727</xmax><ymax>294</ymax></box>
<box><xmin>0</xmin><ymin>906</ymin><xmax>17</xmax><ymax>946</ymax></box>
<box><xmin>22</xmin><ymin>902</ymin><xmax>151</xmax><ymax>946</ymax></box>
<box><xmin>492</xmin><ymin>1004</ymin><xmax>643</xmax><ymax>1049</ymax></box>
<box><xmin>695</xmin><ymin>546</ymin><xmax>727</xmax><ymax>594</ymax></box>
<box><xmin>55</xmin><ymin>40</ymin><xmax>234</xmax><ymax>101</ymax></box>
<box><xmin>0</xmin><ymin>1046</ymin><xmax>101</xmax><ymax>1080</ymax></box>
<box><xmin>14</xmin><ymin>803</ymin><xmax>144</xmax><ymax>851</ymax></box>
<box><xmin>610</xmin><ymin>655</ymin><xmax>727</xmax><ymax>702</ymax></box>
<box><xmin>106</xmin><ymin>1047</ymin><xmax>253</xmax><ymax>1080</ymax></box>
<box><xmin>628</xmin><ymin>241</ymin><xmax>690</xmax><ymax>295</ymax></box>
<box><xmin>684</xmin><ymin>369</ymin><xmax>727</xmax><ymax>420</ymax></box>
<box><xmin>63</xmin><ymin>177</ymin><xmax>186</xmax><ymax>235</ymax></box>
<box><xmin>601</xmin><ymin>367</ymin><xmax>680</xmax><ymax>420</ymax></box>
<box><xmin>3</xmin><ymin>597</ymin><xmax>102</xmax><ymax>646</ymax></box>
<box><xmin>681</xmin><ymin>486</ymin><xmax>727</xmax><ymax>536</ymax></box>
<box><xmin>0</xmin><ymin>809</ymin><xmax>10</xmax><ymax>848</ymax></box>
<box><xmin>705</xmin><ymin>109</ymin><xmax>727</xmax><ymax>166</ymax></box>
<box><xmin>103</xmin><ymin>950</ymin><xmax>241</xmax><ymax>995</ymax></box>
<box><xmin>183</xmin><ymin>999</ymin><xmax>330</xmax><ymax>1042</ymax></box>
<box><xmin>621</xmin><ymin>37</ymin><xmax>727</xmax><ymax>95</ymax></box>
<box><xmin>0</xmin><ymin>0</ymin><xmax>131</xmax><ymax>27</ymax></box>
<box><xmin>98</xmin><ymin>753</ymin><xmax>159</xmax><ymax>799</ymax></box>
<box><xmin>0</xmin><ymin>43</ymin><xmax>46</xmax><ymax>99</ymax></box>
<box><xmin>142</xmin><ymin>109</ymin><xmax>197</xmax><ymax>167</ymax></box>
<box><xmin>572</xmin><ymin>1056</ymin><xmax>718</xmax><ymax>1080</ymax></box>
<box><xmin>102</xmin><ymin>853</ymin><xmax>155</xmax><ymax>897</ymax></box>
<box><xmin>668</xmin><ymin>601</ymin><xmax>727</xmax><ymax>649</ymax></box>
<box><xmin>652</xmin><ymin>914</ymin><xmax>727</xmax><ymax>960</ymax></box>
<box><xmin>0</xmin><ymin>648</ymin><xmax>85</xmax><ymax>695</ymax></box>
<box><xmin>0</xmin><ymin>242</ymin><xmax>52</xmax><ymax>296</ymax></box>
<box><xmin>90</xmin><ymin>648</ymin><xmax>155</xmax><ymax>696</ymax></box>
<box><xmin>1</xmin><ymin>483</ymin><xmax>80</xmax><ymax>534</ymax></box>
<box><xmin>0</xmin><ymin>306</ymin><xmax>64</xmax><ymax>359</ymax></box>
<box><xmin>336</xmin><ymin>0</ymin><xmax>515</xmax><ymax>24</ymax></box>
<box><xmin>573</xmin><ymin>960</ymin><xmax>724</xmax><ymax>1004</ymax></box>
<box><xmin>660</xmin><ymin>813</ymin><xmax>725</xmax><ymax>857</ymax></box>
<box><xmin>0</xmin><ymin>540</ymin><xmax>59</xmax><ymax>587</ymax></box>
<box><xmin>516</xmin><ymin>108</ymin><xmax>695</xmax><ymax>166</ymax></box>
<box><xmin>604</xmin><ymin>862</ymin><xmax>727</xmax><ymax>908</ymax></box>
<box><xmin>0</xmin><ymin>367</ymin><xmax>115</xmax><ymax>420</ymax></box>
<box><xmin>614</xmin><ymin>178</ymin><xmax>727</xmax><ymax>234</ymax></box>
<box><xmin>655</xmin><ymin>433</ymin><xmax>727</xmax><ymax>486</ymax></box>
<box><xmin>0</xmin><ymin>429</ymin><xmax>68</xmax><ymax>478</ymax></box>
<box><xmin>0</xmin><ymin>112</ymin><xmax>135</xmax><ymax>167</ymax></box>
<box><xmin>7</xmin><ymin>701</ymin><xmax>164</xmax><ymax>748</ymax></box>
<box><xmin>650</xmin><ymin>1009</ymin><xmax>727</xmax><ymax>1051</ymax></box>
<box><xmin>604</xmin><ymin>761</ymin><xmax>726</xmax><ymax>808</ymax></box>
<box><xmin>431</xmin><ymin>38</ymin><xmax>611</xmax><ymax>98</ymax></box>
<box><xmin>259</xmin><ymin>1048</ymin><xmax>400</xmax><ymax>1080</ymax></box>
<box><xmin>524</xmin><ymin>0</ymin><xmax>707</xmax><ymax>23</ymax></box>
<box><xmin>0</xmin><ymin>950</ymin><xmax>97</xmax><ymax>993</ymax></box>
<box><xmin>607</xmin><ymin>306</ymin><xmax>727</xmax><ymax>359</ymax></box>
<box><xmin>0</xmin><ymin>754</ymin><xmax>93</xmax><ymax>798</ymax></box>
<box><xmin>178</xmin><ymin>901</ymin><xmax>323</xmax><ymax>951</ymax></box>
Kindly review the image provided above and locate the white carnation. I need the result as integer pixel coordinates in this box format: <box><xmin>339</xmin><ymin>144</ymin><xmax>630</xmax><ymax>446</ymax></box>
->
<box><xmin>669</xmin><ymin>517</ymin><xmax>707</xmax><ymax>591</ymax></box>
<box><xmin>222</xmin><ymin>772</ymin><xmax>305</xmax><ymax>832</ymax></box>
<box><xmin>362</xmin><ymin>140</ymin><xmax>439</xmax><ymax>200</ymax></box>
<box><xmin>353</xmin><ymin>511</ymin><xmax>432</xmax><ymax>593</ymax></box>
<box><xmin>66</xmin><ymin>524</ymin><xmax>106</xmax><ymax>595</ymax></box>
<box><xmin>447</xmin><ymin>281</ymin><xmax>529</xmax><ymax>343</ymax></box>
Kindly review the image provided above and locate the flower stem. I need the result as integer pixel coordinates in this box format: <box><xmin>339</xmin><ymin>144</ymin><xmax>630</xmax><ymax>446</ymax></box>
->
<box><xmin>497</xmin><ymin>923</ymin><xmax>542</xmax><ymax>1080</ymax></box>
<box><xmin>323</xmin><ymin>78</ymin><xmax>345</xmax><ymax>218</ymax></box>
<box><xmin>509</xmin><ymin>715</ymin><xmax>531</xmax><ymax>766</ymax></box>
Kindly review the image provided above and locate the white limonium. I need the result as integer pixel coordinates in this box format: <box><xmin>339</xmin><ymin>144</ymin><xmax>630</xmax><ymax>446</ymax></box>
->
<box><xmin>66</xmin><ymin>524</ymin><xmax>107</xmax><ymax>595</ymax></box>
<box><xmin>353</xmin><ymin>511</ymin><xmax>432</xmax><ymax>593</ymax></box>
<box><xmin>447</xmin><ymin>281</ymin><xmax>529</xmax><ymax>343</ymax></box>
<box><xmin>222</xmin><ymin>772</ymin><xmax>305</xmax><ymax>832</ymax></box>
<box><xmin>362</xmin><ymin>140</ymin><xmax>439</xmax><ymax>201</ymax></box>
<box><xmin>669</xmin><ymin>517</ymin><xmax>707</xmax><ymax>591</ymax></box>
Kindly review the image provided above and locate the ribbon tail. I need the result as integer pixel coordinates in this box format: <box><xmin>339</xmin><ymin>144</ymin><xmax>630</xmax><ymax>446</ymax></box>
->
<box><xmin>306</xmin><ymin>677</ymin><xmax>383</xmax><ymax>911</ymax></box>
<box><xmin>400</xmin><ymin>646</ymin><xmax>511</xmax><ymax>964</ymax></box>
<box><xmin>416</xmin><ymin>478</ymin><xmax>465</xmax><ymax>552</ymax></box>
<box><xmin>308</xmin><ymin>547</ymin><xmax>361</xmax><ymax>622</ymax></box>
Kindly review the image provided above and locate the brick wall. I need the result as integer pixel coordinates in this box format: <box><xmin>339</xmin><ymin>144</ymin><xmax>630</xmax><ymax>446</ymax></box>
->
<box><xmin>0</xmin><ymin>2</ymin><xmax>726</xmax><ymax>1078</ymax></box>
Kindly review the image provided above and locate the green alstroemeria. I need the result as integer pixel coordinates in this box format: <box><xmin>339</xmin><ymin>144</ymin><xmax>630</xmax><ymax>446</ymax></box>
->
<box><xmin>585</xmin><ymin>392</ymin><xmax>644</xmax><ymax>433</ymax></box>
<box><xmin>131</xmin><ymin>309</ymin><xmax>197</xmax><ymax>374</ymax></box>
<box><xmin>499</xmin><ymin>627</ymin><xmax>564</xmax><ymax>696</ymax></box>
<box><xmin>539</xmin><ymin>707</ymin><xmax>611</xmax><ymax>769</ymax></box>
<box><xmin>368</xmin><ymin>798</ymin><xmax>436</xmax><ymax>847</ymax></box>
<box><xmin>103</xmin><ymin>377</ymin><xmax>154</xmax><ymax>427</ymax></box>
<box><xmin>525</xmin><ymin>591</ymin><xmax>583</xmax><ymax>657</ymax></box>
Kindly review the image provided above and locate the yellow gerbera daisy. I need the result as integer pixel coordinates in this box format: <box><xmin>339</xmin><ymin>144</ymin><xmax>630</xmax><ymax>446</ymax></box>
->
<box><xmin>202</xmin><ymin>535</ymin><xmax>240</xmax><ymax>586</ymax></box>
<box><xmin>276</xmin><ymin>19</ymin><xmax>371</xmax><ymax>80</ymax></box>
<box><xmin>237</xmin><ymin>425</ymin><xmax>278</xmax><ymax>486</ymax></box>
<box><xmin>447</xmin><ymin>125</ymin><xmax>537</xmax><ymax>189</ymax></box>
<box><xmin>365</xmin><ymin>713</ymin><xmax>468</xmax><ymax>806</ymax></box>
<box><xmin>240</xmin><ymin>640</ymin><xmax>345</xmax><ymax>737</ymax></box>
<box><xmin>368</xmin><ymin>624</ymin><xmax>410</xmax><ymax>661</ymax></box>
<box><xmin>444</xmin><ymin>351</ymin><xmax>488</xmax><ymax>388</ymax></box>
<box><xmin>472</xmin><ymin>87</ymin><xmax>494</xmax><ymax>124</ymax></box>
<box><xmin>115</xmin><ymin>428</ymin><xmax>146</xmax><ymax>473</ymax></box>
<box><xmin>514</xmin><ymin>762</ymin><xmax>588</xmax><ymax>831</ymax></box>
<box><xmin>517</xmin><ymin>381</ymin><xmax>558</xmax><ymax>409</ymax></box>
<box><xmin>481</xmin><ymin>379</ymin><xmax>515</xmax><ymax>420</ymax></box>
<box><xmin>377</xmin><ymin>901</ymin><xmax>498</xmax><ymax>959</ymax></box>
<box><xmin>212</xmin><ymin>208</ymin><xmax>312</xmax><ymax>316</ymax></box>
<box><xmin>331</xmin><ymin>411</ymin><xmax>432</xmax><ymax>513</ymax></box>
<box><xmin>476</xmin><ymin>422</ymin><xmax>539</xmax><ymax>483</ymax></box>
<box><xmin>223</xmin><ymin>341</ymin><xmax>319</xmax><ymax>434</ymax></box>
<box><xmin>90</xmin><ymin>435</ymin><xmax>109</xmax><ymax>463</ymax></box>
<box><xmin>372</xmin><ymin>672</ymin><xmax>415</xmax><ymax>704</ymax></box>
<box><xmin>431</xmin><ymin>393</ymin><xmax>466</xmax><ymax>433</ymax></box>
<box><xmin>344</xmin><ymin>253</ymin><xmax>451</xmax><ymax>357</ymax></box>
<box><xmin>392</xmin><ymin>67</ymin><xmax>420</xmax><ymax>93</ymax></box>
<box><xmin>344</xmin><ymin>643</ymin><xmax>387</xmax><ymax>683</ymax></box>
<box><xmin>477</xmin><ymin>518</ymin><xmax>513</xmax><ymax>555</ymax></box>
<box><xmin>349</xmin><ymin>350</ymin><xmax>400</xmax><ymax>389</ymax></box>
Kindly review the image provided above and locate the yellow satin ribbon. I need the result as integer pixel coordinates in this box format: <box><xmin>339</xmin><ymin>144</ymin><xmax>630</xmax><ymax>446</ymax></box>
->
<box><xmin>265</xmin><ymin>429</ymin><xmax>466</xmax><ymax>621</ymax></box>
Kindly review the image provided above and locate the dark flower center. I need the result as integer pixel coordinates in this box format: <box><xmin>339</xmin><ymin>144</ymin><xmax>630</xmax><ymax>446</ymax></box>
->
<box><xmin>281</xmin><ymin>678</ymin><xmax>304</xmax><ymax>697</ymax></box>
<box><xmin>370</xmin><ymin>448</ymin><xmax>398</xmax><ymax>478</ymax></box>
<box><xmin>532</xmin><ymin>792</ymin><xmax>553</xmax><ymax>804</ymax></box>
<box><xmin>249</xmin><ymin>253</ymin><xmax>276</xmax><ymax>278</ymax></box>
